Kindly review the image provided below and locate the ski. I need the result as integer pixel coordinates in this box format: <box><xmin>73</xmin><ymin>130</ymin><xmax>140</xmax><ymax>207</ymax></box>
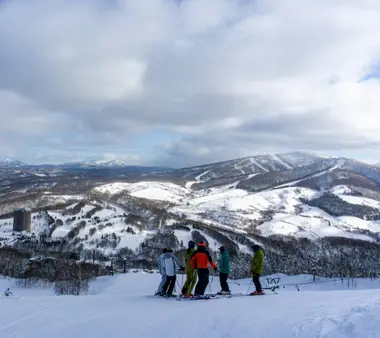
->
<box><xmin>146</xmin><ymin>294</ymin><xmax>178</xmax><ymax>299</ymax></box>
<box><xmin>215</xmin><ymin>292</ymin><xmax>244</xmax><ymax>297</ymax></box>
<box><xmin>246</xmin><ymin>292</ymin><xmax>278</xmax><ymax>296</ymax></box>
<box><xmin>211</xmin><ymin>292</ymin><xmax>278</xmax><ymax>298</ymax></box>
<box><xmin>176</xmin><ymin>294</ymin><xmax>218</xmax><ymax>301</ymax></box>
<box><xmin>147</xmin><ymin>291</ymin><xmax>277</xmax><ymax>301</ymax></box>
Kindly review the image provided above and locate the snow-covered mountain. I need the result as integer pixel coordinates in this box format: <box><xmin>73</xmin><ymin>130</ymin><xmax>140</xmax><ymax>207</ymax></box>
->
<box><xmin>75</xmin><ymin>159</ymin><xmax>138</xmax><ymax>167</ymax></box>
<box><xmin>1</xmin><ymin>179</ymin><xmax>380</xmax><ymax>267</ymax></box>
<box><xmin>91</xmin><ymin>180</ymin><xmax>380</xmax><ymax>241</ymax></box>
<box><xmin>0</xmin><ymin>159</ymin><xmax>27</xmax><ymax>168</ymax></box>
<box><xmin>0</xmin><ymin>158</ymin><xmax>170</xmax><ymax>171</ymax></box>
<box><xmin>2</xmin><ymin>150</ymin><xmax>380</xmax><ymax>275</ymax></box>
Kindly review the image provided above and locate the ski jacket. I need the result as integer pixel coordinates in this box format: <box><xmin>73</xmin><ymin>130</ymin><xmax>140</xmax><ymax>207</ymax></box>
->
<box><xmin>251</xmin><ymin>249</ymin><xmax>264</xmax><ymax>275</ymax></box>
<box><xmin>157</xmin><ymin>253</ymin><xmax>166</xmax><ymax>275</ymax></box>
<box><xmin>162</xmin><ymin>252</ymin><xmax>180</xmax><ymax>277</ymax></box>
<box><xmin>190</xmin><ymin>246</ymin><xmax>216</xmax><ymax>270</ymax></box>
<box><xmin>185</xmin><ymin>247</ymin><xmax>196</xmax><ymax>273</ymax></box>
<box><xmin>219</xmin><ymin>250</ymin><xmax>230</xmax><ymax>274</ymax></box>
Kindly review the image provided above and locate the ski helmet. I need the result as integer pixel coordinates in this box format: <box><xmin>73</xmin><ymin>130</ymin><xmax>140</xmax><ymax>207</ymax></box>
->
<box><xmin>252</xmin><ymin>244</ymin><xmax>260</xmax><ymax>251</ymax></box>
<box><xmin>188</xmin><ymin>240</ymin><xmax>195</xmax><ymax>248</ymax></box>
<box><xmin>198</xmin><ymin>241</ymin><xmax>206</xmax><ymax>247</ymax></box>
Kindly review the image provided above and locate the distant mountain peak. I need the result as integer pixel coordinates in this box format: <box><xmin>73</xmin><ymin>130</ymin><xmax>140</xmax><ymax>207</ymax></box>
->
<box><xmin>0</xmin><ymin>159</ymin><xmax>27</xmax><ymax>167</ymax></box>
<box><xmin>106</xmin><ymin>159</ymin><xmax>127</xmax><ymax>166</ymax></box>
<box><xmin>80</xmin><ymin>159</ymin><xmax>129</xmax><ymax>167</ymax></box>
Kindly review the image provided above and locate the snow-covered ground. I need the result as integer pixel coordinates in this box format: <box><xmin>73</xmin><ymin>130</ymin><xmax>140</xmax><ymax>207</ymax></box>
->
<box><xmin>169</xmin><ymin>184</ymin><xmax>380</xmax><ymax>240</ymax></box>
<box><xmin>2</xmin><ymin>181</ymin><xmax>380</xmax><ymax>254</ymax></box>
<box><xmin>94</xmin><ymin>181</ymin><xmax>193</xmax><ymax>203</ymax></box>
<box><xmin>1</xmin><ymin>273</ymin><xmax>380</xmax><ymax>337</ymax></box>
<box><xmin>0</xmin><ymin>201</ymin><xmax>149</xmax><ymax>253</ymax></box>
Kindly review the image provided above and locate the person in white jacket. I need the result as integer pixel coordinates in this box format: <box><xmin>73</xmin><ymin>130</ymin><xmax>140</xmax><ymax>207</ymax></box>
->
<box><xmin>156</xmin><ymin>248</ymin><xmax>168</xmax><ymax>295</ymax></box>
<box><xmin>161</xmin><ymin>249</ymin><xmax>184</xmax><ymax>297</ymax></box>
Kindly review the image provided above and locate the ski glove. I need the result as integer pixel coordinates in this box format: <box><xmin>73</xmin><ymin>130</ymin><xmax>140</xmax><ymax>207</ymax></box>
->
<box><xmin>214</xmin><ymin>267</ymin><xmax>218</xmax><ymax>272</ymax></box>
<box><xmin>179</xmin><ymin>266</ymin><xmax>185</xmax><ymax>272</ymax></box>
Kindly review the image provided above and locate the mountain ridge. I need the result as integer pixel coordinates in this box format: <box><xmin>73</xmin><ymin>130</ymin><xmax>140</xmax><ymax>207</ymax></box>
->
<box><xmin>2</xmin><ymin>150</ymin><xmax>380</xmax><ymax>275</ymax></box>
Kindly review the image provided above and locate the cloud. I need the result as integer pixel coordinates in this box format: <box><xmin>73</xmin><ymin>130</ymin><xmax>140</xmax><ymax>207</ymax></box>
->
<box><xmin>1</xmin><ymin>0</ymin><xmax>380</xmax><ymax>165</ymax></box>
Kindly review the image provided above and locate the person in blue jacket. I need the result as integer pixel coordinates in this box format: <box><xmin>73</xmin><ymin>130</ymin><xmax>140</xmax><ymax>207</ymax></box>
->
<box><xmin>217</xmin><ymin>246</ymin><xmax>230</xmax><ymax>295</ymax></box>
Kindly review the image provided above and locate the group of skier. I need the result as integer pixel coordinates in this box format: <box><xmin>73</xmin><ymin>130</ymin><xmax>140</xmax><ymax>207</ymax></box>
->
<box><xmin>156</xmin><ymin>240</ymin><xmax>264</xmax><ymax>298</ymax></box>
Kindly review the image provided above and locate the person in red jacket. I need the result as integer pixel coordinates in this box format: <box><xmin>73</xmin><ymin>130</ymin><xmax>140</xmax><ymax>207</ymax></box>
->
<box><xmin>190</xmin><ymin>241</ymin><xmax>217</xmax><ymax>296</ymax></box>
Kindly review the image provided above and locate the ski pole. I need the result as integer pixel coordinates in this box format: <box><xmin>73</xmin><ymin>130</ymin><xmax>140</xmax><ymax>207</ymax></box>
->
<box><xmin>229</xmin><ymin>279</ymin><xmax>240</xmax><ymax>286</ymax></box>
<box><xmin>208</xmin><ymin>270</ymin><xmax>214</xmax><ymax>295</ymax></box>
<box><xmin>246</xmin><ymin>279</ymin><xmax>253</xmax><ymax>294</ymax></box>
<box><xmin>176</xmin><ymin>280</ymin><xmax>182</xmax><ymax>293</ymax></box>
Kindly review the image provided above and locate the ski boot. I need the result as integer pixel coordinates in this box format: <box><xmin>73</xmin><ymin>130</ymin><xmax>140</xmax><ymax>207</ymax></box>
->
<box><xmin>250</xmin><ymin>291</ymin><xmax>264</xmax><ymax>296</ymax></box>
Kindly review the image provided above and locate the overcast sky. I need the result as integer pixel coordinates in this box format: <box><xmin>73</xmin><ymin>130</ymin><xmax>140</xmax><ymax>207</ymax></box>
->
<box><xmin>1</xmin><ymin>0</ymin><xmax>380</xmax><ymax>167</ymax></box>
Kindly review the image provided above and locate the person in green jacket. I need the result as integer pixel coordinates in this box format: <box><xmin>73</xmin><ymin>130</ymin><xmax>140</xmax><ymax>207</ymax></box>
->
<box><xmin>181</xmin><ymin>240</ymin><xmax>197</xmax><ymax>297</ymax></box>
<box><xmin>250</xmin><ymin>244</ymin><xmax>264</xmax><ymax>295</ymax></box>
<box><xmin>217</xmin><ymin>246</ymin><xmax>230</xmax><ymax>295</ymax></box>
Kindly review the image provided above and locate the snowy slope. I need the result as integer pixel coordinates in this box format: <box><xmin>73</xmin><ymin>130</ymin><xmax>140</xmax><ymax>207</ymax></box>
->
<box><xmin>90</xmin><ymin>181</ymin><xmax>380</xmax><ymax>244</ymax></box>
<box><xmin>94</xmin><ymin>182</ymin><xmax>193</xmax><ymax>203</ymax></box>
<box><xmin>169</xmin><ymin>185</ymin><xmax>380</xmax><ymax>240</ymax></box>
<box><xmin>0</xmin><ymin>201</ymin><xmax>151</xmax><ymax>254</ymax></box>
<box><xmin>3</xmin><ymin>179</ymin><xmax>380</xmax><ymax>255</ymax></box>
<box><xmin>2</xmin><ymin>273</ymin><xmax>380</xmax><ymax>337</ymax></box>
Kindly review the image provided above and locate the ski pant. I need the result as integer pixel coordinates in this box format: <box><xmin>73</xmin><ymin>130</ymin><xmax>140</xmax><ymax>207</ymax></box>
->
<box><xmin>162</xmin><ymin>275</ymin><xmax>176</xmax><ymax>296</ymax></box>
<box><xmin>157</xmin><ymin>274</ymin><xmax>167</xmax><ymax>293</ymax></box>
<box><xmin>219</xmin><ymin>272</ymin><xmax>230</xmax><ymax>292</ymax></box>
<box><xmin>252</xmin><ymin>273</ymin><xmax>262</xmax><ymax>293</ymax></box>
<box><xmin>181</xmin><ymin>270</ymin><xmax>197</xmax><ymax>295</ymax></box>
<box><xmin>194</xmin><ymin>268</ymin><xmax>209</xmax><ymax>295</ymax></box>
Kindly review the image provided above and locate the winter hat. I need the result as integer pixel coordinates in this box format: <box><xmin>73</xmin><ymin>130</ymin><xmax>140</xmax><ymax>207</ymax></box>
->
<box><xmin>219</xmin><ymin>246</ymin><xmax>226</xmax><ymax>252</ymax></box>
<box><xmin>252</xmin><ymin>244</ymin><xmax>260</xmax><ymax>251</ymax></box>
<box><xmin>163</xmin><ymin>248</ymin><xmax>168</xmax><ymax>253</ymax></box>
<box><xmin>198</xmin><ymin>241</ymin><xmax>206</xmax><ymax>247</ymax></box>
<box><xmin>188</xmin><ymin>240</ymin><xmax>195</xmax><ymax>248</ymax></box>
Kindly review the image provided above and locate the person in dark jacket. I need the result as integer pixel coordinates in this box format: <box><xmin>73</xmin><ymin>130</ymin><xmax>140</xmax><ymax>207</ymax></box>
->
<box><xmin>250</xmin><ymin>244</ymin><xmax>264</xmax><ymax>295</ymax></box>
<box><xmin>217</xmin><ymin>246</ymin><xmax>230</xmax><ymax>295</ymax></box>
<box><xmin>190</xmin><ymin>241</ymin><xmax>217</xmax><ymax>296</ymax></box>
<box><xmin>181</xmin><ymin>240</ymin><xmax>197</xmax><ymax>297</ymax></box>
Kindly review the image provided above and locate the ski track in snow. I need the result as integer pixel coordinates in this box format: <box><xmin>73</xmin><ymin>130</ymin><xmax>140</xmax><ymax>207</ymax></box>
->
<box><xmin>234</xmin><ymin>162</ymin><xmax>245</xmax><ymax>175</ymax></box>
<box><xmin>195</xmin><ymin>170</ymin><xmax>210</xmax><ymax>181</ymax></box>
<box><xmin>2</xmin><ymin>274</ymin><xmax>380</xmax><ymax>337</ymax></box>
<box><xmin>273</xmin><ymin>168</ymin><xmax>332</xmax><ymax>189</ymax></box>
<box><xmin>272</xmin><ymin>154</ymin><xmax>293</xmax><ymax>169</ymax></box>
<box><xmin>249</xmin><ymin>158</ymin><xmax>269</xmax><ymax>172</ymax></box>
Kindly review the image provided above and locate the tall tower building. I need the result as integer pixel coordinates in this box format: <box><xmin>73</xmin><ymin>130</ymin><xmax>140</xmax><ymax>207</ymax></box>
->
<box><xmin>13</xmin><ymin>208</ymin><xmax>31</xmax><ymax>232</ymax></box>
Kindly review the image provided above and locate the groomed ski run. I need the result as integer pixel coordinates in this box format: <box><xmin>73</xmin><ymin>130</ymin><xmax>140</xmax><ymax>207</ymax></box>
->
<box><xmin>2</xmin><ymin>273</ymin><xmax>380</xmax><ymax>338</ymax></box>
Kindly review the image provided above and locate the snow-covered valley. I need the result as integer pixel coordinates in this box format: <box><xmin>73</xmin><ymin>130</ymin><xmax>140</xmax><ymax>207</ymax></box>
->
<box><xmin>1</xmin><ymin>180</ymin><xmax>380</xmax><ymax>260</ymax></box>
<box><xmin>95</xmin><ymin>180</ymin><xmax>380</xmax><ymax>242</ymax></box>
<box><xmin>1</xmin><ymin>152</ymin><xmax>380</xmax><ymax>283</ymax></box>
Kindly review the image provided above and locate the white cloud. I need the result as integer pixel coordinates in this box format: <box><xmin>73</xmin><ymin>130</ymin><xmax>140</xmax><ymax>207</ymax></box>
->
<box><xmin>1</xmin><ymin>0</ymin><xmax>380</xmax><ymax>165</ymax></box>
